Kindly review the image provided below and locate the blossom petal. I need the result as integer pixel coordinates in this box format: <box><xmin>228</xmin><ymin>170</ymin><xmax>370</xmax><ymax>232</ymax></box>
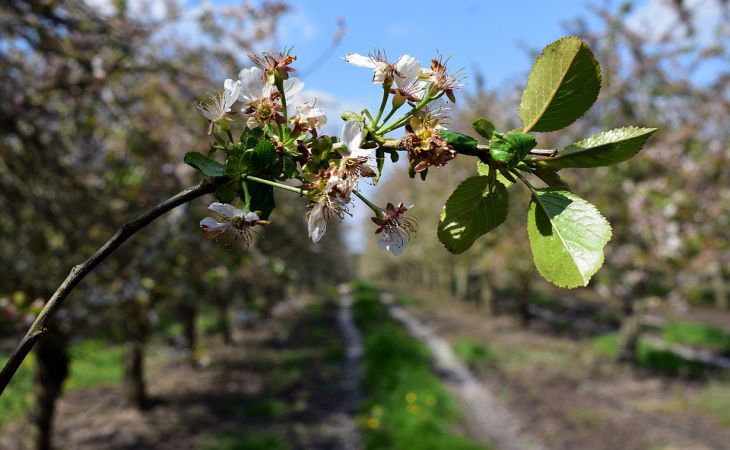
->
<box><xmin>282</xmin><ymin>77</ymin><xmax>304</xmax><ymax>98</ymax></box>
<box><xmin>223</xmin><ymin>79</ymin><xmax>242</xmax><ymax>110</ymax></box>
<box><xmin>342</xmin><ymin>120</ymin><xmax>364</xmax><ymax>154</ymax></box>
<box><xmin>208</xmin><ymin>202</ymin><xmax>244</xmax><ymax>219</ymax></box>
<box><xmin>307</xmin><ymin>203</ymin><xmax>327</xmax><ymax>243</ymax></box>
<box><xmin>394</xmin><ymin>54</ymin><xmax>421</xmax><ymax>89</ymax></box>
<box><xmin>244</xmin><ymin>211</ymin><xmax>260</xmax><ymax>221</ymax></box>
<box><xmin>238</xmin><ymin>67</ymin><xmax>270</xmax><ymax>102</ymax></box>
<box><xmin>378</xmin><ymin>236</ymin><xmax>406</xmax><ymax>256</ymax></box>
<box><xmin>200</xmin><ymin>217</ymin><xmax>229</xmax><ymax>230</ymax></box>
<box><xmin>344</xmin><ymin>53</ymin><xmax>376</xmax><ymax>68</ymax></box>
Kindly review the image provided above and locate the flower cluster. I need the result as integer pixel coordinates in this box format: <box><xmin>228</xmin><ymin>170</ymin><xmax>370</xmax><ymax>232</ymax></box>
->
<box><xmin>193</xmin><ymin>48</ymin><xmax>463</xmax><ymax>255</ymax></box>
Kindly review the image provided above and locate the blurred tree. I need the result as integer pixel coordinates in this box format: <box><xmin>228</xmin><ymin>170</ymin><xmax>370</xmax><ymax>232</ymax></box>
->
<box><xmin>0</xmin><ymin>0</ymin><xmax>289</xmax><ymax>448</ymax></box>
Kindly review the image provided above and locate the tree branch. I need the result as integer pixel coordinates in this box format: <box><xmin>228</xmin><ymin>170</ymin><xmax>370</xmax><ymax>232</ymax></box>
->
<box><xmin>0</xmin><ymin>178</ymin><xmax>222</xmax><ymax>396</ymax></box>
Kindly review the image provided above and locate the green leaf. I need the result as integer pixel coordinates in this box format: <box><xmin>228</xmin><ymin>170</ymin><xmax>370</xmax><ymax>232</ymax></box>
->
<box><xmin>184</xmin><ymin>152</ymin><xmax>227</xmax><ymax>177</ymax></box>
<box><xmin>440</xmin><ymin>130</ymin><xmax>479</xmax><ymax>155</ymax></box>
<box><xmin>214</xmin><ymin>179</ymin><xmax>239</xmax><ymax>203</ymax></box>
<box><xmin>537</xmin><ymin>127</ymin><xmax>657</xmax><ymax>169</ymax></box>
<box><xmin>438</xmin><ymin>176</ymin><xmax>508</xmax><ymax>254</ymax></box>
<box><xmin>488</xmin><ymin>132</ymin><xmax>537</xmax><ymax>167</ymax></box>
<box><xmin>527</xmin><ymin>189</ymin><xmax>611</xmax><ymax>288</ymax></box>
<box><xmin>244</xmin><ymin>140</ymin><xmax>278</xmax><ymax>176</ymax></box>
<box><xmin>244</xmin><ymin>181</ymin><xmax>275</xmax><ymax>219</ymax></box>
<box><xmin>472</xmin><ymin>117</ymin><xmax>495</xmax><ymax>139</ymax></box>
<box><xmin>519</xmin><ymin>36</ymin><xmax>601</xmax><ymax>133</ymax></box>
<box><xmin>476</xmin><ymin>161</ymin><xmax>513</xmax><ymax>188</ymax></box>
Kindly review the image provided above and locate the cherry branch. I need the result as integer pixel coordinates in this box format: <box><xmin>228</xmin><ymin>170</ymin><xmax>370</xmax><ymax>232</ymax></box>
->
<box><xmin>0</xmin><ymin>178</ymin><xmax>223</xmax><ymax>395</ymax></box>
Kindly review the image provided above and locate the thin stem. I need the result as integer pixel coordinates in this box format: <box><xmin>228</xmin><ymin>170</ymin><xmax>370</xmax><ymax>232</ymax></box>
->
<box><xmin>242</xmin><ymin>181</ymin><xmax>251</xmax><ymax>210</ymax></box>
<box><xmin>512</xmin><ymin>169</ymin><xmax>537</xmax><ymax>193</ymax></box>
<box><xmin>0</xmin><ymin>178</ymin><xmax>223</xmax><ymax>396</ymax></box>
<box><xmin>353</xmin><ymin>190</ymin><xmax>383</xmax><ymax>215</ymax></box>
<box><xmin>377</xmin><ymin>93</ymin><xmax>432</xmax><ymax>135</ymax></box>
<box><xmin>373</xmin><ymin>84</ymin><xmax>391</xmax><ymax>128</ymax></box>
<box><xmin>276</xmin><ymin>78</ymin><xmax>288</xmax><ymax>122</ymax></box>
<box><xmin>244</xmin><ymin>174</ymin><xmax>307</xmax><ymax>195</ymax></box>
<box><xmin>378</xmin><ymin>103</ymin><xmax>401</xmax><ymax>129</ymax></box>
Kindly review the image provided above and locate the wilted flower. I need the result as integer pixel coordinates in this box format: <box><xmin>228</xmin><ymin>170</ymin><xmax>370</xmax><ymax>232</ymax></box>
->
<box><xmin>402</xmin><ymin>108</ymin><xmax>457</xmax><ymax>172</ymax></box>
<box><xmin>306</xmin><ymin>194</ymin><xmax>349</xmax><ymax>243</ymax></box>
<box><xmin>200</xmin><ymin>202</ymin><xmax>269</xmax><ymax>247</ymax></box>
<box><xmin>196</xmin><ymin>80</ymin><xmax>242</xmax><ymax>134</ymax></box>
<box><xmin>371</xmin><ymin>202</ymin><xmax>417</xmax><ymax>256</ymax></box>
<box><xmin>249</xmin><ymin>48</ymin><xmax>297</xmax><ymax>84</ymax></box>
<box><xmin>326</xmin><ymin>120</ymin><xmax>376</xmax><ymax>200</ymax></box>
<box><xmin>419</xmin><ymin>53</ymin><xmax>463</xmax><ymax>102</ymax></box>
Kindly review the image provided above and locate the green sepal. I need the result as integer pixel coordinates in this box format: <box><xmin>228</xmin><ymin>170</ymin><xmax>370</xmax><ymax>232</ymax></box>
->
<box><xmin>214</xmin><ymin>179</ymin><xmax>239</xmax><ymax>203</ymax></box>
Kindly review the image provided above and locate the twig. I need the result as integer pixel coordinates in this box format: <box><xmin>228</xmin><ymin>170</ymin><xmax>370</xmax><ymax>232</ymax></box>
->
<box><xmin>0</xmin><ymin>178</ymin><xmax>222</xmax><ymax>395</ymax></box>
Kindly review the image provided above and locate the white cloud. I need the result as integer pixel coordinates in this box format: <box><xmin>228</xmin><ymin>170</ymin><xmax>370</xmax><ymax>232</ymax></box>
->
<box><xmin>627</xmin><ymin>0</ymin><xmax>726</xmax><ymax>45</ymax></box>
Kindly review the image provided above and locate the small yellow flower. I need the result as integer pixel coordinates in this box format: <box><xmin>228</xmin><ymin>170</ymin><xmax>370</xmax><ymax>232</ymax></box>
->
<box><xmin>407</xmin><ymin>404</ymin><xmax>420</xmax><ymax>414</ymax></box>
<box><xmin>371</xmin><ymin>405</ymin><xmax>384</xmax><ymax>417</ymax></box>
<box><xmin>426</xmin><ymin>395</ymin><xmax>437</xmax><ymax>406</ymax></box>
<box><xmin>366</xmin><ymin>417</ymin><xmax>381</xmax><ymax>429</ymax></box>
<box><xmin>405</xmin><ymin>392</ymin><xmax>418</xmax><ymax>404</ymax></box>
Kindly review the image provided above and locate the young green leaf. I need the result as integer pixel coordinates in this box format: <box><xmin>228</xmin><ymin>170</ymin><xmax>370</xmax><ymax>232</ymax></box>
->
<box><xmin>438</xmin><ymin>176</ymin><xmax>508</xmax><ymax>254</ymax></box>
<box><xmin>440</xmin><ymin>130</ymin><xmax>479</xmax><ymax>155</ymax></box>
<box><xmin>536</xmin><ymin>127</ymin><xmax>657</xmax><ymax>169</ymax></box>
<box><xmin>472</xmin><ymin>117</ymin><xmax>495</xmax><ymax>139</ymax></box>
<box><xmin>184</xmin><ymin>152</ymin><xmax>227</xmax><ymax>177</ymax></box>
<box><xmin>488</xmin><ymin>132</ymin><xmax>537</xmax><ymax>167</ymax></box>
<box><xmin>519</xmin><ymin>36</ymin><xmax>601</xmax><ymax>133</ymax></box>
<box><xmin>527</xmin><ymin>189</ymin><xmax>611</xmax><ymax>288</ymax></box>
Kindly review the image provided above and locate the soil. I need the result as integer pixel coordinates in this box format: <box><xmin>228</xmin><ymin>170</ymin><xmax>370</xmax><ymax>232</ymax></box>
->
<box><xmin>392</xmin><ymin>286</ymin><xmax>730</xmax><ymax>450</ymax></box>
<box><xmin>0</xmin><ymin>298</ymin><xmax>358</xmax><ymax>450</ymax></box>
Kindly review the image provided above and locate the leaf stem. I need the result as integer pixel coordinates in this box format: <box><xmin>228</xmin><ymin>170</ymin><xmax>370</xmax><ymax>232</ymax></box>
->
<box><xmin>244</xmin><ymin>174</ymin><xmax>307</xmax><ymax>195</ymax></box>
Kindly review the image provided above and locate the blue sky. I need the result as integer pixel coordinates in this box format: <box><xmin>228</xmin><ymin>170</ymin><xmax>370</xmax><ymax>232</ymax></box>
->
<box><xmin>274</xmin><ymin>0</ymin><xmax>605</xmax><ymax>112</ymax></box>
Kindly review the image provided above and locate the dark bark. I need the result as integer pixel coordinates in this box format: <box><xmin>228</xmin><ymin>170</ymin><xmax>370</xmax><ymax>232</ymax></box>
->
<box><xmin>216</xmin><ymin>302</ymin><xmax>232</xmax><ymax>345</ymax></box>
<box><xmin>31</xmin><ymin>331</ymin><xmax>69</xmax><ymax>450</ymax></box>
<box><xmin>617</xmin><ymin>298</ymin><xmax>644</xmax><ymax>363</ymax></box>
<box><xmin>123</xmin><ymin>340</ymin><xmax>149</xmax><ymax>410</ymax></box>
<box><xmin>180</xmin><ymin>304</ymin><xmax>198</xmax><ymax>365</ymax></box>
<box><xmin>516</xmin><ymin>281</ymin><xmax>532</xmax><ymax>328</ymax></box>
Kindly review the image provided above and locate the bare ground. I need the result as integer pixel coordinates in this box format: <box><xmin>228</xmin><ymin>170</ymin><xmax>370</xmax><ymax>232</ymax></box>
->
<box><xmin>0</xmin><ymin>299</ymin><xmax>357</xmax><ymax>450</ymax></box>
<box><xmin>388</xmin><ymin>287</ymin><xmax>730</xmax><ymax>450</ymax></box>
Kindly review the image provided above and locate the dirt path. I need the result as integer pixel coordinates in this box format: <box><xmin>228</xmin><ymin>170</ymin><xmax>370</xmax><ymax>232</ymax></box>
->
<box><xmin>334</xmin><ymin>286</ymin><xmax>364</xmax><ymax>450</ymax></box>
<box><xmin>382</xmin><ymin>293</ymin><xmax>545</xmax><ymax>450</ymax></box>
<box><xmin>391</xmin><ymin>288</ymin><xmax>730</xmax><ymax>450</ymax></box>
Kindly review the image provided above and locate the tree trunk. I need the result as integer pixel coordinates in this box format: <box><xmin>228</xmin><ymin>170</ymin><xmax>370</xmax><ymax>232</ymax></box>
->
<box><xmin>31</xmin><ymin>332</ymin><xmax>69</xmax><ymax>450</ymax></box>
<box><xmin>617</xmin><ymin>298</ymin><xmax>646</xmax><ymax>363</ymax></box>
<box><xmin>123</xmin><ymin>340</ymin><xmax>149</xmax><ymax>410</ymax></box>
<box><xmin>712</xmin><ymin>270</ymin><xmax>728</xmax><ymax>309</ymax></box>
<box><xmin>181</xmin><ymin>304</ymin><xmax>197</xmax><ymax>365</ymax></box>
<box><xmin>216</xmin><ymin>302</ymin><xmax>232</xmax><ymax>345</ymax></box>
<box><xmin>516</xmin><ymin>281</ymin><xmax>532</xmax><ymax>328</ymax></box>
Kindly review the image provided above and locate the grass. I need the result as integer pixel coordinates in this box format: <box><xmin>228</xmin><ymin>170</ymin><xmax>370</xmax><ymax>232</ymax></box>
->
<box><xmin>452</xmin><ymin>339</ymin><xmax>494</xmax><ymax>367</ymax></box>
<box><xmin>693</xmin><ymin>383</ymin><xmax>730</xmax><ymax>427</ymax></box>
<box><xmin>199</xmin><ymin>430</ymin><xmax>291</xmax><ymax>450</ymax></box>
<box><xmin>662</xmin><ymin>321</ymin><xmax>730</xmax><ymax>353</ymax></box>
<box><xmin>352</xmin><ymin>282</ymin><xmax>490</xmax><ymax>450</ymax></box>
<box><xmin>0</xmin><ymin>338</ymin><xmax>124</xmax><ymax>426</ymax></box>
<box><xmin>591</xmin><ymin>332</ymin><xmax>711</xmax><ymax>376</ymax></box>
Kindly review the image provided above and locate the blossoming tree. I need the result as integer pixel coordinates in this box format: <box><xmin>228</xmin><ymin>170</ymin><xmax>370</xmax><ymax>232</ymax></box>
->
<box><xmin>0</xmin><ymin>36</ymin><xmax>655</xmax><ymax>394</ymax></box>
